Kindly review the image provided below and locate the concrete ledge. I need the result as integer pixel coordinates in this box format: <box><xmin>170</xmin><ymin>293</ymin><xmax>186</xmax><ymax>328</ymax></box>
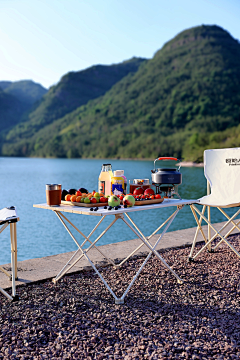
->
<box><xmin>0</xmin><ymin>220</ymin><xmax>239</xmax><ymax>290</ymax></box>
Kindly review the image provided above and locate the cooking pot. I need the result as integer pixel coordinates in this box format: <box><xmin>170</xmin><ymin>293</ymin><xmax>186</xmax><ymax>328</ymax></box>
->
<box><xmin>151</xmin><ymin>157</ymin><xmax>182</xmax><ymax>185</ymax></box>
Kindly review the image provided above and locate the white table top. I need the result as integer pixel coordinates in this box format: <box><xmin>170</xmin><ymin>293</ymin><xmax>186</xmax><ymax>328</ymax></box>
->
<box><xmin>33</xmin><ymin>199</ymin><xmax>199</xmax><ymax>217</ymax></box>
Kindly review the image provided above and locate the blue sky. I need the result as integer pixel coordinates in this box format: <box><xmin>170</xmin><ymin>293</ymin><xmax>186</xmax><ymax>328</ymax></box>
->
<box><xmin>0</xmin><ymin>0</ymin><xmax>240</xmax><ymax>88</ymax></box>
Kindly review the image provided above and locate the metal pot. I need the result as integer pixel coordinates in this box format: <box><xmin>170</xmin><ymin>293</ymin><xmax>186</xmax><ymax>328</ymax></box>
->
<box><xmin>151</xmin><ymin>157</ymin><xmax>182</xmax><ymax>185</ymax></box>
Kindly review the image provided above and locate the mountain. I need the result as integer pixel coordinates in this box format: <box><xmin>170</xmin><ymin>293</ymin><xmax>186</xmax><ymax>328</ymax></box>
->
<box><xmin>0</xmin><ymin>81</ymin><xmax>12</xmax><ymax>90</ymax></box>
<box><xmin>0</xmin><ymin>80</ymin><xmax>47</xmax><ymax>133</ymax></box>
<box><xmin>0</xmin><ymin>89</ymin><xmax>27</xmax><ymax>131</ymax></box>
<box><xmin>1</xmin><ymin>25</ymin><xmax>240</xmax><ymax>161</ymax></box>
<box><xmin>1</xmin><ymin>57</ymin><xmax>146</xmax><ymax>139</ymax></box>
<box><xmin>0</xmin><ymin>80</ymin><xmax>47</xmax><ymax>106</ymax></box>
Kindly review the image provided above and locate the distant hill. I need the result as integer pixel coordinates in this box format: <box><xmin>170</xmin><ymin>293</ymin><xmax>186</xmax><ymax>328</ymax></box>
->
<box><xmin>0</xmin><ymin>81</ymin><xmax>12</xmax><ymax>90</ymax></box>
<box><xmin>0</xmin><ymin>80</ymin><xmax>47</xmax><ymax>106</ymax></box>
<box><xmin>3</xmin><ymin>57</ymin><xmax>146</xmax><ymax>138</ymax></box>
<box><xmin>0</xmin><ymin>80</ymin><xmax>47</xmax><ymax>133</ymax></box>
<box><xmin>1</xmin><ymin>25</ymin><xmax>240</xmax><ymax>161</ymax></box>
<box><xmin>0</xmin><ymin>89</ymin><xmax>27</xmax><ymax>131</ymax></box>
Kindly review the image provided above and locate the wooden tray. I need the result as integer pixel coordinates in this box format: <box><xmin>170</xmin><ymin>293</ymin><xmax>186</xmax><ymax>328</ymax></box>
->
<box><xmin>62</xmin><ymin>198</ymin><xmax>164</xmax><ymax>208</ymax></box>
<box><xmin>134</xmin><ymin>198</ymin><xmax>164</xmax><ymax>206</ymax></box>
<box><xmin>61</xmin><ymin>200</ymin><xmax>108</xmax><ymax>208</ymax></box>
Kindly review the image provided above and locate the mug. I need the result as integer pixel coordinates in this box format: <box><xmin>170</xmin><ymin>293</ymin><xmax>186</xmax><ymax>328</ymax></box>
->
<box><xmin>46</xmin><ymin>184</ymin><xmax>62</xmax><ymax>206</ymax></box>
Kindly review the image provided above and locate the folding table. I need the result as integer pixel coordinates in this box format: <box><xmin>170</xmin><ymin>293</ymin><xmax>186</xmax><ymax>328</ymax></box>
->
<box><xmin>0</xmin><ymin>207</ymin><xmax>19</xmax><ymax>301</ymax></box>
<box><xmin>34</xmin><ymin>199</ymin><xmax>197</xmax><ymax>304</ymax></box>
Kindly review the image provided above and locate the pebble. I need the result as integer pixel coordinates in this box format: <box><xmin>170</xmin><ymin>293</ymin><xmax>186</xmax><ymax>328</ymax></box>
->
<box><xmin>0</xmin><ymin>235</ymin><xmax>240</xmax><ymax>359</ymax></box>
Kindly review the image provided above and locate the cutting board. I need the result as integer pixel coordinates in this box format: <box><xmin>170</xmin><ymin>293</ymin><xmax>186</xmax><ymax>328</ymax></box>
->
<box><xmin>61</xmin><ymin>200</ymin><xmax>108</xmax><ymax>208</ymax></box>
<box><xmin>134</xmin><ymin>198</ymin><xmax>164</xmax><ymax>206</ymax></box>
<box><xmin>61</xmin><ymin>198</ymin><xmax>164</xmax><ymax>208</ymax></box>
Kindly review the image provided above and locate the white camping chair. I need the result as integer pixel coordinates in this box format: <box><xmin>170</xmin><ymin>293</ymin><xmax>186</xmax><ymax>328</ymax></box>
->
<box><xmin>188</xmin><ymin>147</ymin><xmax>240</xmax><ymax>262</ymax></box>
<box><xmin>0</xmin><ymin>207</ymin><xmax>19</xmax><ymax>301</ymax></box>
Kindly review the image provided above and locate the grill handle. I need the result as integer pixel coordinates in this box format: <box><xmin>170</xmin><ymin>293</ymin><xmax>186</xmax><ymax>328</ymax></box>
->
<box><xmin>154</xmin><ymin>157</ymin><xmax>181</xmax><ymax>171</ymax></box>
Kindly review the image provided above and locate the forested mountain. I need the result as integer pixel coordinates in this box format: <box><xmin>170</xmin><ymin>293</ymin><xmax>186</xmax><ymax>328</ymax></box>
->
<box><xmin>2</xmin><ymin>58</ymin><xmax>146</xmax><ymax>136</ymax></box>
<box><xmin>1</xmin><ymin>25</ymin><xmax>240</xmax><ymax>161</ymax></box>
<box><xmin>0</xmin><ymin>80</ymin><xmax>47</xmax><ymax>132</ymax></box>
<box><xmin>0</xmin><ymin>80</ymin><xmax>47</xmax><ymax>106</ymax></box>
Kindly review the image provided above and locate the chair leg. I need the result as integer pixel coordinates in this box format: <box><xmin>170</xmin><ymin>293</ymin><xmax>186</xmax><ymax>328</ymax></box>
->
<box><xmin>212</xmin><ymin>208</ymin><xmax>240</xmax><ymax>251</ymax></box>
<box><xmin>189</xmin><ymin>205</ymin><xmax>209</xmax><ymax>261</ymax></box>
<box><xmin>190</xmin><ymin>205</ymin><xmax>240</xmax><ymax>261</ymax></box>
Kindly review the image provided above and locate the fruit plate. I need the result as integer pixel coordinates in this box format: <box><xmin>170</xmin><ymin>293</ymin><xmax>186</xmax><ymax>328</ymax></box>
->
<box><xmin>61</xmin><ymin>200</ymin><xmax>108</xmax><ymax>208</ymax></box>
<box><xmin>134</xmin><ymin>198</ymin><xmax>164</xmax><ymax>206</ymax></box>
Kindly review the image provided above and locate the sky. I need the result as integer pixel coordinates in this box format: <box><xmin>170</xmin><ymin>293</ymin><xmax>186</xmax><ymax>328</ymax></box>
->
<box><xmin>0</xmin><ymin>0</ymin><xmax>240</xmax><ymax>89</ymax></box>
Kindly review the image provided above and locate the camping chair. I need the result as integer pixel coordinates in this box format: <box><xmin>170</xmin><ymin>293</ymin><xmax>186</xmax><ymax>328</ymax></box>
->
<box><xmin>0</xmin><ymin>207</ymin><xmax>19</xmax><ymax>301</ymax></box>
<box><xmin>188</xmin><ymin>147</ymin><xmax>240</xmax><ymax>262</ymax></box>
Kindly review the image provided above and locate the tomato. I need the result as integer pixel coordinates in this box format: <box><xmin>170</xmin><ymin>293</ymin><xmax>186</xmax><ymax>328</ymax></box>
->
<box><xmin>133</xmin><ymin>187</ymin><xmax>144</xmax><ymax>196</ymax></box>
<box><xmin>144</xmin><ymin>188</ymin><xmax>155</xmax><ymax>196</ymax></box>
<box><xmin>65</xmin><ymin>194</ymin><xmax>71</xmax><ymax>201</ymax></box>
<box><xmin>75</xmin><ymin>190</ymin><xmax>82</xmax><ymax>196</ymax></box>
<box><xmin>90</xmin><ymin>197</ymin><xmax>97</xmax><ymax>203</ymax></box>
<box><xmin>100</xmin><ymin>197</ymin><xmax>107</xmax><ymax>203</ymax></box>
<box><xmin>155</xmin><ymin>194</ymin><xmax>161</xmax><ymax>199</ymax></box>
<box><xmin>70</xmin><ymin>195</ymin><xmax>77</xmax><ymax>202</ymax></box>
<box><xmin>119</xmin><ymin>195</ymin><xmax>124</xmax><ymax>200</ymax></box>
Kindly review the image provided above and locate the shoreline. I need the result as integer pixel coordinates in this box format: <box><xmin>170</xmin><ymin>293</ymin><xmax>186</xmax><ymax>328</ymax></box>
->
<box><xmin>179</xmin><ymin>161</ymin><xmax>203</xmax><ymax>167</ymax></box>
<box><xmin>1</xmin><ymin>156</ymin><xmax>204</xmax><ymax>166</ymax></box>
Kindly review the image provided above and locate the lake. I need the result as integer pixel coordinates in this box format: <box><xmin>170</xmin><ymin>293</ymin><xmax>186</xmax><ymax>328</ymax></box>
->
<box><xmin>0</xmin><ymin>157</ymin><xmax>235</xmax><ymax>264</ymax></box>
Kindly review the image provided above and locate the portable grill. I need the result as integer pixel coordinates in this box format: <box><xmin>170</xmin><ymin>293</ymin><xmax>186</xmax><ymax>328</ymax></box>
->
<box><xmin>151</xmin><ymin>157</ymin><xmax>182</xmax><ymax>199</ymax></box>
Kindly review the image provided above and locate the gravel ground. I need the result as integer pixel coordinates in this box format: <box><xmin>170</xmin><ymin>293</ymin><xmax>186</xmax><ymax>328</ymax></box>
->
<box><xmin>0</xmin><ymin>235</ymin><xmax>240</xmax><ymax>360</ymax></box>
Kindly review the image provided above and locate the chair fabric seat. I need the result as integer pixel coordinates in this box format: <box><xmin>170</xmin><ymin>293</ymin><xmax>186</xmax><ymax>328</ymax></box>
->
<box><xmin>199</xmin><ymin>194</ymin><xmax>240</xmax><ymax>208</ymax></box>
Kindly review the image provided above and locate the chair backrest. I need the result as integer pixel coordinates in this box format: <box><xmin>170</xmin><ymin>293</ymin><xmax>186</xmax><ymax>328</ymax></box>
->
<box><xmin>204</xmin><ymin>147</ymin><xmax>240</xmax><ymax>206</ymax></box>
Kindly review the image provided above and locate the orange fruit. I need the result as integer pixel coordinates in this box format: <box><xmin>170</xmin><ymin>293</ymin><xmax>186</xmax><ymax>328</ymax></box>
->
<box><xmin>76</xmin><ymin>196</ymin><xmax>82</xmax><ymax>202</ymax></box>
<box><xmin>71</xmin><ymin>195</ymin><xmax>77</xmax><ymax>202</ymax></box>
<box><xmin>65</xmin><ymin>194</ymin><xmax>71</xmax><ymax>201</ymax></box>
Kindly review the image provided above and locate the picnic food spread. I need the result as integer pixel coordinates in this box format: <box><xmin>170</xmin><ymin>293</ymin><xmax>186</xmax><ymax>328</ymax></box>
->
<box><xmin>56</xmin><ymin>157</ymin><xmax>182</xmax><ymax>211</ymax></box>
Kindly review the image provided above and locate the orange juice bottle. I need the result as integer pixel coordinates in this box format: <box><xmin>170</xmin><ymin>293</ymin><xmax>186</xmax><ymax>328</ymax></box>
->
<box><xmin>98</xmin><ymin>164</ymin><xmax>113</xmax><ymax>196</ymax></box>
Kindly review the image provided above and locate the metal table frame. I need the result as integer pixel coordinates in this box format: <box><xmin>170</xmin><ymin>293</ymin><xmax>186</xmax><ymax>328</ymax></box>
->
<box><xmin>0</xmin><ymin>213</ymin><xmax>19</xmax><ymax>302</ymax></box>
<box><xmin>34</xmin><ymin>199</ymin><xmax>197</xmax><ymax>304</ymax></box>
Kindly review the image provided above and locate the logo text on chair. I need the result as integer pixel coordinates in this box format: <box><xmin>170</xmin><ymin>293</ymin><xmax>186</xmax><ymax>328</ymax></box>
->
<box><xmin>226</xmin><ymin>158</ymin><xmax>240</xmax><ymax>166</ymax></box>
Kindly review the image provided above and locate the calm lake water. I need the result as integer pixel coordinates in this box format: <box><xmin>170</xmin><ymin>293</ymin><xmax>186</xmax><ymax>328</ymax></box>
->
<box><xmin>0</xmin><ymin>157</ymin><xmax>236</xmax><ymax>264</ymax></box>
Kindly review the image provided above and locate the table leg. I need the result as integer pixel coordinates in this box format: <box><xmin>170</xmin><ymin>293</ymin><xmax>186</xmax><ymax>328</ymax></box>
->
<box><xmin>0</xmin><ymin>287</ymin><xmax>13</xmax><ymax>301</ymax></box>
<box><xmin>52</xmin><ymin>208</ymin><xmax>185</xmax><ymax>304</ymax></box>
<box><xmin>0</xmin><ymin>221</ymin><xmax>18</xmax><ymax>301</ymax></box>
<box><xmin>53</xmin><ymin>212</ymin><xmax>119</xmax><ymax>282</ymax></box>
<box><xmin>10</xmin><ymin>222</ymin><xmax>18</xmax><ymax>280</ymax></box>
<box><xmin>0</xmin><ymin>223</ymin><xmax>12</xmax><ymax>279</ymax></box>
<box><xmin>116</xmin><ymin>210</ymin><xmax>181</xmax><ymax>268</ymax></box>
<box><xmin>122</xmin><ymin>211</ymin><xmax>184</xmax><ymax>284</ymax></box>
